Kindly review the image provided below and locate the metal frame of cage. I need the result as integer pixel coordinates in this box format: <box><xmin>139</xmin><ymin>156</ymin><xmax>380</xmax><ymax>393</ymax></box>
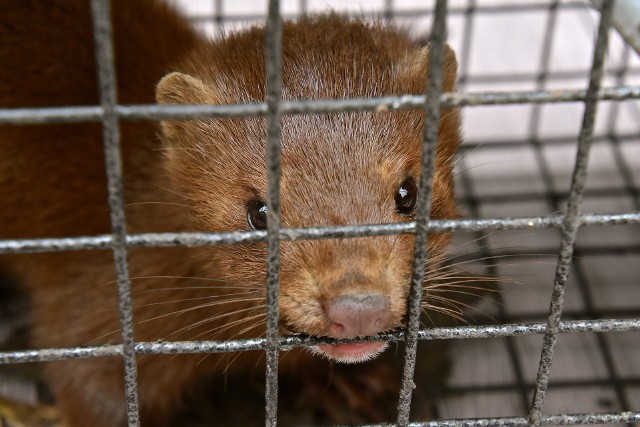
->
<box><xmin>0</xmin><ymin>0</ymin><xmax>640</xmax><ymax>426</ymax></box>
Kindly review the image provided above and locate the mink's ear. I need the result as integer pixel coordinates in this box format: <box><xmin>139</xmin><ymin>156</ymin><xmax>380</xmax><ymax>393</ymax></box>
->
<box><xmin>406</xmin><ymin>44</ymin><xmax>458</xmax><ymax>92</ymax></box>
<box><xmin>156</xmin><ymin>72</ymin><xmax>216</xmax><ymax>105</ymax></box>
<box><xmin>155</xmin><ymin>72</ymin><xmax>218</xmax><ymax>140</ymax></box>
<box><xmin>404</xmin><ymin>44</ymin><xmax>462</xmax><ymax>165</ymax></box>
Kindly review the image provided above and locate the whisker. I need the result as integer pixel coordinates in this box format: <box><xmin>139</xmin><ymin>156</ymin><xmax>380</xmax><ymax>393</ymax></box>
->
<box><xmin>124</xmin><ymin>201</ymin><xmax>192</xmax><ymax>208</ymax></box>
<box><xmin>427</xmin><ymin>272</ymin><xmax>500</xmax><ymax>286</ymax></box>
<box><xmin>135</xmin><ymin>285</ymin><xmax>261</xmax><ymax>294</ymax></box>
<box><xmin>91</xmin><ymin>300</ymin><xmax>265</xmax><ymax>345</ymax></box>
<box><xmin>139</xmin><ymin>296</ymin><xmax>263</xmax><ymax>322</ymax></box>
<box><xmin>433</xmin><ymin>283</ymin><xmax>515</xmax><ymax>296</ymax></box>
<box><xmin>135</xmin><ymin>294</ymin><xmax>263</xmax><ymax>309</ymax></box>
<box><xmin>453</xmin><ymin>230</ymin><xmax>503</xmax><ymax>250</ymax></box>
<box><xmin>430</xmin><ymin>291</ymin><xmax>505</xmax><ymax>316</ymax></box>
<box><xmin>434</xmin><ymin>253</ymin><xmax>534</xmax><ymax>274</ymax></box>
<box><xmin>128</xmin><ymin>275</ymin><xmax>254</xmax><ymax>285</ymax></box>
<box><xmin>425</xmin><ymin>291</ymin><xmax>494</xmax><ymax>313</ymax></box>
<box><xmin>453</xmin><ymin>138</ymin><xmax>493</xmax><ymax>170</ymax></box>
<box><xmin>421</xmin><ymin>308</ymin><xmax>437</xmax><ymax>328</ymax></box>
<box><xmin>449</xmin><ymin>231</ymin><xmax>556</xmax><ymax>259</ymax></box>
<box><xmin>148</xmin><ymin>181</ymin><xmax>196</xmax><ymax>202</ymax></box>
<box><xmin>222</xmin><ymin>351</ymin><xmax>246</xmax><ymax>375</ymax></box>
<box><xmin>188</xmin><ymin>311</ymin><xmax>266</xmax><ymax>341</ymax></box>
<box><xmin>453</xmin><ymin>160</ymin><xmax>506</xmax><ymax>178</ymax></box>
<box><xmin>88</xmin><ymin>329</ymin><xmax>121</xmax><ymax>345</ymax></box>
<box><xmin>192</xmin><ymin>313</ymin><xmax>265</xmax><ymax>368</ymax></box>
<box><xmin>426</xmin><ymin>295</ymin><xmax>466</xmax><ymax>314</ymax></box>
<box><xmin>428</xmin><ymin>275</ymin><xmax>509</xmax><ymax>286</ymax></box>
<box><xmin>214</xmin><ymin>311</ymin><xmax>267</xmax><ymax>338</ymax></box>
<box><xmin>423</xmin><ymin>305</ymin><xmax>467</xmax><ymax>323</ymax></box>
<box><xmin>87</xmin><ymin>296</ymin><xmax>263</xmax><ymax>344</ymax></box>
<box><xmin>164</xmin><ymin>306</ymin><xmax>264</xmax><ymax>341</ymax></box>
<box><xmin>103</xmin><ymin>275</ymin><xmax>260</xmax><ymax>293</ymax></box>
<box><xmin>428</xmin><ymin>291</ymin><xmax>504</xmax><ymax>325</ymax></box>
<box><xmin>235</xmin><ymin>317</ymin><xmax>267</xmax><ymax>337</ymax></box>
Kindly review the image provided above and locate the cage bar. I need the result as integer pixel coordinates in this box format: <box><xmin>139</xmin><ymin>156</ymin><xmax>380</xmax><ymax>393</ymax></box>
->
<box><xmin>529</xmin><ymin>0</ymin><xmax>615</xmax><ymax>424</ymax></box>
<box><xmin>263</xmin><ymin>0</ymin><xmax>283</xmax><ymax>425</ymax></box>
<box><xmin>2</xmin><ymin>318</ymin><xmax>638</xmax><ymax>364</ymax></box>
<box><xmin>1</xmin><ymin>86</ymin><xmax>640</xmax><ymax>126</ymax></box>
<box><xmin>1</xmin><ymin>212</ymin><xmax>639</xmax><ymax>255</ymax></box>
<box><xmin>397</xmin><ymin>2</ymin><xmax>452</xmax><ymax>423</ymax></box>
<box><xmin>89</xmin><ymin>0</ymin><xmax>141</xmax><ymax>425</ymax></box>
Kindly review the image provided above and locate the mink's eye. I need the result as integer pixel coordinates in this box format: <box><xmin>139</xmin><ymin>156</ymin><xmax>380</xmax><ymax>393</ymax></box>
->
<box><xmin>247</xmin><ymin>199</ymin><xmax>268</xmax><ymax>230</ymax></box>
<box><xmin>395</xmin><ymin>177</ymin><xmax>418</xmax><ymax>216</ymax></box>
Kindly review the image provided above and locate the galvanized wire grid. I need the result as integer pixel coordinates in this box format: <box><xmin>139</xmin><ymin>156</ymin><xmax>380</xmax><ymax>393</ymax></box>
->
<box><xmin>1</xmin><ymin>0</ymin><xmax>640</xmax><ymax>426</ymax></box>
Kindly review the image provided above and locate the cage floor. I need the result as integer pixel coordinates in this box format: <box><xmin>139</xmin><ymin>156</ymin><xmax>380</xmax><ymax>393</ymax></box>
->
<box><xmin>1</xmin><ymin>0</ymin><xmax>639</xmax><ymax>425</ymax></box>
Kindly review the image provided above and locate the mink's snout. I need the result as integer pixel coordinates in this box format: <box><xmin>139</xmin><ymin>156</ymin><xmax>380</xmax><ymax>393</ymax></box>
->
<box><xmin>323</xmin><ymin>293</ymin><xmax>391</xmax><ymax>338</ymax></box>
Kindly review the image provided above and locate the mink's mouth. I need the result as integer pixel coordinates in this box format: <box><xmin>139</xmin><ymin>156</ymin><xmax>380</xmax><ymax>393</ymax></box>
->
<box><xmin>311</xmin><ymin>341</ymin><xmax>388</xmax><ymax>363</ymax></box>
<box><xmin>281</xmin><ymin>326</ymin><xmax>391</xmax><ymax>364</ymax></box>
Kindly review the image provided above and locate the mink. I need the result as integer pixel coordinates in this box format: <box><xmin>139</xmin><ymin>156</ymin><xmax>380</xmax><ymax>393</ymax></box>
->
<box><xmin>0</xmin><ymin>1</ymin><xmax>461</xmax><ymax>425</ymax></box>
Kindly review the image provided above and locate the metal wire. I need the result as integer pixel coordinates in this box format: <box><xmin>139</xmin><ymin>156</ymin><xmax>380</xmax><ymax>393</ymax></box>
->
<box><xmin>456</xmin><ymin>0</ymin><xmax>476</xmax><ymax>88</ymax></box>
<box><xmin>89</xmin><ymin>0</ymin><xmax>140</xmax><ymax>425</ymax></box>
<box><xmin>264</xmin><ymin>0</ymin><xmax>283</xmax><ymax>424</ymax></box>
<box><xmin>345</xmin><ymin>411</ymin><xmax>640</xmax><ymax>427</ymax></box>
<box><xmin>1</xmin><ymin>86</ymin><xmax>639</xmax><ymax>125</ymax></box>
<box><xmin>2</xmin><ymin>318</ymin><xmax>639</xmax><ymax>364</ymax></box>
<box><xmin>529</xmin><ymin>0</ymin><xmax>615</xmax><ymax>424</ymax></box>
<box><xmin>397</xmin><ymin>0</ymin><xmax>448</xmax><ymax>424</ymax></box>
<box><xmin>2</xmin><ymin>212</ymin><xmax>638</xmax><ymax>255</ymax></box>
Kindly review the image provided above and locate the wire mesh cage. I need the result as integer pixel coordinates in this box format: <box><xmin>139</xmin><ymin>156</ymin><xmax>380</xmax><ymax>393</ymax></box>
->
<box><xmin>0</xmin><ymin>0</ymin><xmax>639</xmax><ymax>426</ymax></box>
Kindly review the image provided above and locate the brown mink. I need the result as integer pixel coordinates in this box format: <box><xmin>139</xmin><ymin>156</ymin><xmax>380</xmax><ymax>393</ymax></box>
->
<box><xmin>0</xmin><ymin>0</ymin><xmax>461</xmax><ymax>425</ymax></box>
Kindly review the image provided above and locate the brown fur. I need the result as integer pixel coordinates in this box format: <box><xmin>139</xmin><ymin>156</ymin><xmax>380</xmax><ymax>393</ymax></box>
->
<box><xmin>0</xmin><ymin>1</ymin><xmax>461</xmax><ymax>426</ymax></box>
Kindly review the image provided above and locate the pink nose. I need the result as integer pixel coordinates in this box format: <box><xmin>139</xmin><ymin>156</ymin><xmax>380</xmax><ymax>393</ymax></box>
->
<box><xmin>324</xmin><ymin>294</ymin><xmax>390</xmax><ymax>338</ymax></box>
